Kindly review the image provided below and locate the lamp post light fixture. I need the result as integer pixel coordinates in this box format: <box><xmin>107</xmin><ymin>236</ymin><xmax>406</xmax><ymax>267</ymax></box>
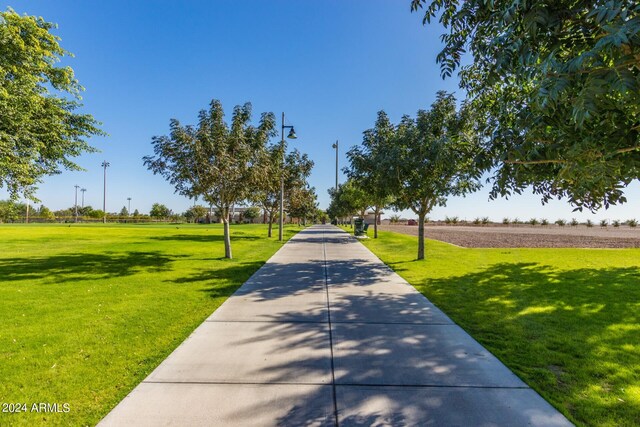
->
<box><xmin>279</xmin><ymin>112</ymin><xmax>297</xmax><ymax>242</ymax></box>
<box><xmin>74</xmin><ymin>185</ymin><xmax>80</xmax><ymax>222</ymax></box>
<box><xmin>81</xmin><ymin>188</ymin><xmax>86</xmax><ymax>208</ymax></box>
<box><xmin>332</xmin><ymin>140</ymin><xmax>339</xmax><ymax>192</ymax></box>
<box><xmin>101</xmin><ymin>161</ymin><xmax>110</xmax><ymax>223</ymax></box>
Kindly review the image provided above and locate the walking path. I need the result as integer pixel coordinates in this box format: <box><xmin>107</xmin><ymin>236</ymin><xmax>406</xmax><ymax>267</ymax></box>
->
<box><xmin>99</xmin><ymin>225</ymin><xmax>572</xmax><ymax>426</ymax></box>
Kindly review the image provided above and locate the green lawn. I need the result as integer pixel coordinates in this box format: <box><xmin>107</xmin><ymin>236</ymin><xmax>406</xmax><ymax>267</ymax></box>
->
<box><xmin>357</xmin><ymin>230</ymin><xmax>640</xmax><ymax>427</ymax></box>
<box><xmin>0</xmin><ymin>223</ymin><xmax>299</xmax><ymax>426</ymax></box>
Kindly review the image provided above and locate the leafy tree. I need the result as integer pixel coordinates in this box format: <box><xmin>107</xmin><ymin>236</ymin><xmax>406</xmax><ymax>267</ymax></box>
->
<box><xmin>132</xmin><ymin>209</ymin><xmax>140</xmax><ymax>217</ymax></box>
<box><xmin>251</xmin><ymin>147</ymin><xmax>314</xmax><ymax>237</ymax></box>
<box><xmin>119</xmin><ymin>206</ymin><xmax>129</xmax><ymax>216</ymax></box>
<box><xmin>387</xmin><ymin>92</ymin><xmax>481</xmax><ymax>259</ymax></box>
<box><xmin>37</xmin><ymin>204</ymin><xmax>55</xmax><ymax>221</ymax></box>
<box><xmin>346</xmin><ymin>111</ymin><xmax>396</xmax><ymax>238</ymax></box>
<box><xmin>287</xmin><ymin>185</ymin><xmax>318</xmax><ymax>226</ymax></box>
<box><xmin>326</xmin><ymin>180</ymin><xmax>367</xmax><ymax>223</ymax></box>
<box><xmin>149</xmin><ymin>203</ymin><xmax>171</xmax><ymax>219</ymax></box>
<box><xmin>411</xmin><ymin>0</ymin><xmax>640</xmax><ymax>211</ymax></box>
<box><xmin>0</xmin><ymin>8</ymin><xmax>104</xmax><ymax>201</ymax></box>
<box><xmin>0</xmin><ymin>200</ymin><xmax>22</xmax><ymax>222</ymax></box>
<box><xmin>241</xmin><ymin>206</ymin><xmax>261</xmax><ymax>223</ymax></box>
<box><xmin>314</xmin><ymin>208</ymin><xmax>329</xmax><ymax>224</ymax></box>
<box><xmin>88</xmin><ymin>209</ymin><xmax>104</xmax><ymax>219</ymax></box>
<box><xmin>144</xmin><ymin>100</ymin><xmax>276</xmax><ymax>258</ymax></box>
<box><xmin>184</xmin><ymin>205</ymin><xmax>208</xmax><ymax>223</ymax></box>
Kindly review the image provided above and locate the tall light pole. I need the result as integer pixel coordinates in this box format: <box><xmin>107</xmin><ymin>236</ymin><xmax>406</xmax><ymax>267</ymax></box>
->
<box><xmin>332</xmin><ymin>140</ymin><xmax>339</xmax><ymax>192</ymax></box>
<box><xmin>101</xmin><ymin>161</ymin><xmax>110</xmax><ymax>223</ymax></box>
<box><xmin>127</xmin><ymin>197</ymin><xmax>132</xmax><ymax>216</ymax></box>
<box><xmin>74</xmin><ymin>185</ymin><xmax>80</xmax><ymax>222</ymax></box>
<box><xmin>279</xmin><ymin>112</ymin><xmax>297</xmax><ymax>241</ymax></box>
<box><xmin>81</xmin><ymin>188</ymin><xmax>86</xmax><ymax>208</ymax></box>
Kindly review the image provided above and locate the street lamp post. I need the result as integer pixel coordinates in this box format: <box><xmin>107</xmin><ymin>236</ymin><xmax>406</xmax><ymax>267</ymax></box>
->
<box><xmin>332</xmin><ymin>140</ymin><xmax>339</xmax><ymax>192</ymax></box>
<box><xmin>101</xmin><ymin>161</ymin><xmax>110</xmax><ymax>223</ymax></box>
<box><xmin>81</xmin><ymin>188</ymin><xmax>86</xmax><ymax>208</ymax></box>
<box><xmin>279</xmin><ymin>112</ymin><xmax>297</xmax><ymax>241</ymax></box>
<box><xmin>74</xmin><ymin>185</ymin><xmax>80</xmax><ymax>222</ymax></box>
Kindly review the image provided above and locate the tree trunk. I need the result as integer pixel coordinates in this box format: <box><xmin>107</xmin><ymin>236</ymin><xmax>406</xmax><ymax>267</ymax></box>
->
<box><xmin>267</xmin><ymin>210</ymin><xmax>275</xmax><ymax>237</ymax></box>
<box><xmin>417</xmin><ymin>212</ymin><xmax>426</xmax><ymax>260</ymax></box>
<box><xmin>374</xmin><ymin>207</ymin><xmax>380</xmax><ymax>238</ymax></box>
<box><xmin>222</xmin><ymin>207</ymin><xmax>232</xmax><ymax>259</ymax></box>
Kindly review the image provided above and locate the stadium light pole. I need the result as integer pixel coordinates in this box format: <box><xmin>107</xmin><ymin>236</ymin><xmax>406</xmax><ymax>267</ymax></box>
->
<box><xmin>74</xmin><ymin>185</ymin><xmax>80</xmax><ymax>222</ymax></box>
<box><xmin>127</xmin><ymin>197</ymin><xmax>132</xmax><ymax>216</ymax></box>
<box><xmin>81</xmin><ymin>188</ymin><xmax>86</xmax><ymax>208</ymax></box>
<box><xmin>101</xmin><ymin>161</ymin><xmax>110</xmax><ymax>223</ymax></box>
<box><xmin>279</xmin><ymin>112</ymin><xmax>297</xmax><ymax>241</ymax></box>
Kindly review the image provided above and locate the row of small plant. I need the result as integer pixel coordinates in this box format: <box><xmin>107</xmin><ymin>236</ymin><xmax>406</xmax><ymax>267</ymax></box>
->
<box><xmin>503</xmin><ymin>218</ymin><xmax>638</xmax><ymax>228</ymax></box>
<box><xmin>438</xmin><ymin>216</ymin><xmax>638</xmax><ymax>227</ymax></box>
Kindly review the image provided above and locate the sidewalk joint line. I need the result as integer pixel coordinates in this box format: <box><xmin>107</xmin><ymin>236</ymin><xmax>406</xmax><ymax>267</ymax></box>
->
<box><xmin>142</xmin><ymin>380</ymin><xmax>333</xmax><ymax>386</ymax></box>
<box><xmin>323</xmin><ymin>229</ymin><xmax>340</xmax><ymax>427</ymax></box>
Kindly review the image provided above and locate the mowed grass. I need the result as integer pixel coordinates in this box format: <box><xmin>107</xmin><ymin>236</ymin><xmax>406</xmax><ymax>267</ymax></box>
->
<box><xmin>358</xmin><ymin>230</ymin><xmax>640</xmax><ymax>427</ymax></box>
<box><xmin>0</xmin><ymin>223</ymin><xmax>299</xmax><ymax>426</ymax></box>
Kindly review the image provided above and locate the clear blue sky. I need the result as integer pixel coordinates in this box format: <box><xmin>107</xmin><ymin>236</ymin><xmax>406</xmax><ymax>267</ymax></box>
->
<box><xmin>4</xmin><ymin>0</ymin><xmax>639</xmax><ymax>222</ymax></box>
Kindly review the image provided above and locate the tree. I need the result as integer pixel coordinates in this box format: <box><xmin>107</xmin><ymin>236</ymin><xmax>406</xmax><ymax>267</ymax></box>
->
<box><xmin>132</xmin><ymin>209</ymin><xmax>140</xmax><ymax>217</ymax></box>
<box><xmin>326</xmin><ymin>179</ymin><xmax>369</xmax><ymax>225</ymax></box>
<box><xmin>0</xmin><ymin>200</ymin><xmax>22</xmax><ymax>222</ymax></box>
<box><xmin>411</xmin><ymin>0</ymin><xmax>640</xmax><ymax>211</ymax></box>
<box><xmin>241</xmin><ymin>206</ymin><xmax>261</xmax><ymax>223</ymax></box>
<box><xmin>184</xmin><ymin>205</ymin><xmax>208</xmax><ymax>223</ymax></box>
<box><xmin>119</xmin><ymin>206</ymin><xmax>129</xmax><ymax>216</ymax></box>
<box><xmin>0</xmin><ymin>9</ymin><xmax>104</xmax><ymax>201</ymax></box>
<box><xmin>149</xmin><ymin>203</ymin><xmax>171</xmax><ymax>219</ymax></box>
<box><xmin>287</xmin><ymin>186</ymin><xmax>318</xmax><ymax>226</ymax></box>
<box><xmin>144</xmin><ymin>100</ymin><xmax>276</xmax><ymax>258</ymax></box>
<box><xmin>388</xmin><ymin>92</ymin><xmax>481</xmax><ymax>260</ymax></box>
<box><xmin>251</xmin><ymin>147</ymin><xmax>314</xmax><ymax>237</ymax></box>
<box><xmin>38</xmin><ymin>204</ymin><xmax>55</xmax><ymax>221</ymax></box>
<box><xmin>346</xmin><ymin>111</ymin><xmax>396</xmax><ymax>238</ymax></box>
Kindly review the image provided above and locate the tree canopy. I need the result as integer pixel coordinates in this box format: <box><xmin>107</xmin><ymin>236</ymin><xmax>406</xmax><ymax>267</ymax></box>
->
<box><xmin>149</xmin><ymin>203</ymin><xmax>171</xmax><ymax>218</ymax></box>
<box><xmin>411</xmin><ymin>0</ymin><xmax>640</xmax><ymax>211</ymax></box>
<box><xmin>0</xmin><ymin>8</ymin><xmax>103</xmax><ymax>201</ymax></box>
<box><xmin>345</xmin><ymin>111</ymin><xmax>396</xmax><ymax>238</ymax></box>
<box><xmin>251</xmin><ymin>146</ymin><xmax>314</xmax><ymax>236</ymax></box>
<box><xmin>144</xmin><ymin>100</ymin><xmax>276</xmax><ymax>258</ymax></box>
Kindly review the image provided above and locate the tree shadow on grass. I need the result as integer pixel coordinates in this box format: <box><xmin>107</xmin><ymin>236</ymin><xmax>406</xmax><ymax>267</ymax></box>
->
<box><xmin>408</xmin><ymin>262</ymin><xmax>640</xmax><ymax>426</ymax></box>
<box><xmin>0</xmin><ymin>251</ymin><xmax>184</xmax><ymax>283</ymax></box>
<box><xmin>149</xmin><ymin>234</ymin><xmax>261</xmax><ymax>243</ymax></box>
<box><xmin>168</xmin><ymin>261</ymin><xmax>266</xmax><ymax>298</ymax></box>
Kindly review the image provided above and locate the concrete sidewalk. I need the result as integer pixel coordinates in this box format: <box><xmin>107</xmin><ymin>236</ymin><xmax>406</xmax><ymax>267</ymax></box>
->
<box><xmin>99</xmin><ymin>225</ymin><xmax>572</xmax><ymax>426</ymax></box>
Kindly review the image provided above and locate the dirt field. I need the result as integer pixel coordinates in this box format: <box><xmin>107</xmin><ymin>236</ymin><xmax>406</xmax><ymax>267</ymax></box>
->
<box><xmin>379</xmin><ymin>224</ymin><xmax>640</xmax><ymax>248</ymax></box>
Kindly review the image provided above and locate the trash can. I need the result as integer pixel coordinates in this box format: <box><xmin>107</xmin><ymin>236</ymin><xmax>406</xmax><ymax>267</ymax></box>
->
<box><xmin>354</xmin><ymin>218</ymin><xmax>365</xmax><ymax>236</ymax></box>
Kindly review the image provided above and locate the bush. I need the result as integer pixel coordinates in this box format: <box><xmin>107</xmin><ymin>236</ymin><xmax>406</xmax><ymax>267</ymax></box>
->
<box><xmin>613</xmin><ymin>219</ymin><xmax>621</xmax><ymax>228</ymax></box>
<box><xmin>600</xmin><ymin>219</ymin><xmax>608</xmax><ymax>227</ymax></box>
<box><xmin>528</xmin><ymin>218</ymin><xmax>539</xmax><ymax>226</ymax></box>
<box><xmin>473</xmin><ymin>217</ymin><xmax>481</xmax><ymax>225</ymax></box>
<box><xmin>445</xmin><ymin>216</ymin><xmax>459</xmax><ymax>225</ymax></box>
<box><xmin>586</xmin><ymin>219</ymin><xmax>594</xmax><ymax>228</ymax></box>
<box><xmin>481</xmin><ymin>216</ymin><xmax>490</xmax><ymax>225</ymax></box>
<box><xmin>540</xmin><ymin>218</ymin><xmax>549</xmax><ymax>226</ymax></box>
<box><xmin>502</xmin><ymin>217</ymin><xmax>510</xmax><ymax>225</ymax></box>
<box><xmin>627</xmin><ymin>219</ymin><xmax>638</xmax><ymax>228</ymax></box>
<box><xmin>389</xmin><ymin>214</ymin><xmax>400</xmax><ymax>224</ymax></box>
<box><xmin>570</xmin><ymin>218</ymin><xmax>579</xmax><ymax>227</ymax></box>
<box><xmin>555</xmin><ymin>219</ymin><xmax>566</xmax><ymax>226</ymax></box>
<box><xmin>513</xmin><ymin>217</ymin><xmax>520</xmax><ymax>224</ymax></box>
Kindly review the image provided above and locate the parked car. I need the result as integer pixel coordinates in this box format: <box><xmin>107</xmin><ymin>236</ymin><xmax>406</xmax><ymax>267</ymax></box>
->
<box><xmin>407</xmin><ymin>219</ymin><xmax>417</xmax><ymax>226</ymax></box>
